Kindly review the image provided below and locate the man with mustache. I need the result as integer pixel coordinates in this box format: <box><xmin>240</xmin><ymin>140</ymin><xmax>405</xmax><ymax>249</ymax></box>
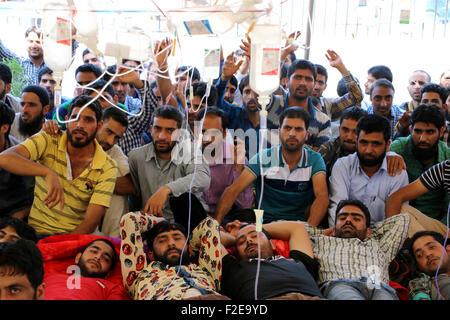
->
<box><xmin>9</xmin><ymin>85</ymin><xmax>49</xmax><ymax>142</ymax></box>
<box><xmin>306</xmin><ymin>199</ymin><xmax>410</xmax><ymax>300</ymax></box>
<box><xmin>389</xmin><ymin>104</ymin><xmax>450</xmax><ymax>226</ymax></box>
<box><xmin>328</xmin><ymin>114</ymin><xmax>409</xmax><ymax>227</ymax></box>
<box><xmin>214</xmin><ymin>107</ymin><xmax>329</xmax><ymax>227</ymax></box>
<box><xmin>220</xmin><ymin>220</ymin><xmax>324</xmax><ymax>300</ymax></box>
<box><xmin>407</xmin><ymin>231</ymin><xmax>450</xmax><ymax>300</ymax></box>
<box><xmin>0</xmin><ymin>95</ymin><xmax>118</xmax><ymax>237</ymax></box>
<box><xmin>119</xmin><ymin>212</ymin><xmax>228</xmax><ymax>300</ymax></box>
<box><xmin>42</xmin><ymin>238</ymin><xmax>128</xmax><ymax>300</ymax></box>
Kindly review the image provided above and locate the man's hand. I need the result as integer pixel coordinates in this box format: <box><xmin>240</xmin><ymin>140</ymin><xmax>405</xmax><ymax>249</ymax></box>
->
<box><xmin>221</xmin><ymin>52</ymin><xmax>244</xmax><ymax>82</ymax></box>
<box><xmin>325</xmin><ymin>50</ymin><xmax>349</xmax><ymax>75</ymax></box>
<box><xmin>116</xmin><ymin>66</ymin><xmax>143</xmax><ymax>89</ymax></box>
<box><xmin>398</xmin><ymin>105</ymin><xmax>411</xmax><ymax>134</ymax></box>
<box><xmin>43</xmin><ymin>168</ymin><xmax>64</xmax><ymax>210</ymax></box>
<box><xmin>154</xmin><ymin>37</ymin><xmax>173</xmax><ymax>70</ymax></box>
<box><xmin>225</xmin><ymin>219</ymin><xmax>247</xmax><ymax>238</ymax></box>
<box><xmin>239</xmin><ymin>35</ymin><xmax>251</xmax><ymax>59</ymax></box>
<box><xmin>281</xmin><ymin>31</ymin><xmax>300</xmax><ymax>63</ymax></box>
<box><xmin>322</xmin><ymin>227</ymin><xmax>335</xmax><ymax>237</ymax></box>
<box><xmin>386</xmin><ymin>154</ymin><xmax>406</xmax><ymax>176</ymax></box>
<box><xmin>144</xmin><ymin>186</ymin><xmax>172</xmax><ymax>216</ymax></box>
<box><xmin>42</xmin><ymin>120</ymin><xmax>61</xmax><ymax>137</ymax></box>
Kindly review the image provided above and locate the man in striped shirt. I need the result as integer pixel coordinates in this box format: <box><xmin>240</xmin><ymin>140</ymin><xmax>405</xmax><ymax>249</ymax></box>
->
<box><xmin>0</xmin><ymin>95</ymin><xmax>117</xmax><ymax>237</ymax></box>
<box><xmin>306</xmin><ymin>199</ymin><xmax>410</xmax><ymax>300</ymax></box>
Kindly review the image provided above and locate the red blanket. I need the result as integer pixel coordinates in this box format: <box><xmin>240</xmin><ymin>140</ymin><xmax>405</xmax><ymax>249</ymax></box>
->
<box><xmin>37</xmin><ymin>234</ymin><xmax>129</xmax><ymax>300</ymax></box>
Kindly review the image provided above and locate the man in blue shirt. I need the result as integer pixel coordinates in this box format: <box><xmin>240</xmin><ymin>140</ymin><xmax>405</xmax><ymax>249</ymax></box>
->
<box><xmin>328</xmin><ymin>114</ymin><xmax>409</xmax><ymax>227</ymax></box>
<box><xmin>214</xmin><ymin>107</ymin><xmax>329</xmax><ymax>226</ymax></box>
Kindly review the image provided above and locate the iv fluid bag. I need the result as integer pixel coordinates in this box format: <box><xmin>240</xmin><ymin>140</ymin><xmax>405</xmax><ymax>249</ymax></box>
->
<box><xmin>72</xmin><ymin>0</ymin><xmax>98</xmax><ymax>38</ymax></box>
<box><xmin>202</xmin><ymin>36</ymin><xmax>221</xmax><ymax>83</ymax></box>
<box><xmin>42</xmin><ymin>2</ymin><xmax>73</xmax><ymax>73</ymax></box>
<box><xmin>100</xmin><ymin>29</ymin><xmax>152</xmax><ymax>63</ymax></box>
<box><xmin>250</xmin><ymin>24</ymin><xmax>281</xmax><ymax>96</ymax></box>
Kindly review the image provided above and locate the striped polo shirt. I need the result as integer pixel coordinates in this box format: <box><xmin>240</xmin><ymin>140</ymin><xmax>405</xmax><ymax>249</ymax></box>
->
<box><xmin>246</xmin><ymin>144</ymin><xmax>326</xmax><ymax>222</ymax></box>
<box><xmin>21</xmin><ymin>132</ymin><xmax>117</xmax><ymax>235</ymax></box>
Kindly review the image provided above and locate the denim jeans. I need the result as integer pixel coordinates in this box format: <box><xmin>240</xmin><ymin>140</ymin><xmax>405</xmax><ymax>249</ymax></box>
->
<box><xmin>322</xmin><ymin>278</ymin><xmax>399</xmax><ymax>300</ymax></box>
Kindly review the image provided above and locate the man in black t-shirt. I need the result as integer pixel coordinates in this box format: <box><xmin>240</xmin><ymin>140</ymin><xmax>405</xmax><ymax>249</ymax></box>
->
<box><xmin>220</xmin><ymin>220</ymin><xmax>324</xmax><ymax>300</ymax></box>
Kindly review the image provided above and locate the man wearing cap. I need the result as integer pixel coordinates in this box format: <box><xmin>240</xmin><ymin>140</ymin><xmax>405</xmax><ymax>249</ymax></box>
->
<box><xmin>10</xmin><ymin>85</ymin><xmax>49</xmax><ymax>142</ymax></box>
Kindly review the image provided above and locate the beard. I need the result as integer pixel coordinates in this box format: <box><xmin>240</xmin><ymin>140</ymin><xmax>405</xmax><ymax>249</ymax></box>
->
<box><xmin>67</xmin><ymin>128</ymin><xmax>97</xmax><ymax>148</ymax></box>
<box><xmin>281</xmin><ymin>137</ymin><xmax>304</xmax><ymax>153</ymax></box>
<box><xmin>411</xmin><ymin>140</ymin><xmax>439</xmax><ymax>162</ymax></box>
<box><xmin>18</xmin><ymin>113</ymin><xmax>44</xmax><ymax>137</ymax></box>
<box><xmin>335</xmin><ymin>222</ymin><xmax>367</xmax><ymax>241</ymax></box>
<box><xmin>154</xmin><ymin>140</ymin><xmax>176</xmax><ymax>154</ymax></box>
<box><xmin>357</xmin><ymin>149</ymin><xmax>386</xmax><ymax>167</ymax></box>
<box><xmin>0</xmin><ymin>86</ymin><xmax>6</xmax><ymax>101</ymax></box>
<box><xmin>153</xmin><ymin>247</ymin><xmax>191</xmax><ymax>266</ymax></box>
<box><xmin>77</xmin><ymin>257</ymin><xmax>109</xmax><ymax>279</ymax></box>
<box><xmin>244</xmin><ymin>99</ymin><xmax>259</xmax><ymax>113</ymax></box>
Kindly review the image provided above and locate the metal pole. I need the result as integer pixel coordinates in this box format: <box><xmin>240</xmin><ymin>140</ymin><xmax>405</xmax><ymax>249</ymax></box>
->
<box><xmin>305</xmin><ymin>0</ymin><xmax>315</xmax><ymax>60</ymax></box>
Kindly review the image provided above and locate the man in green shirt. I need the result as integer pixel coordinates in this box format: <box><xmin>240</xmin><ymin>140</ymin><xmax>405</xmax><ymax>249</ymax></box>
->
<box><xmin>389</xmin><ymin>104</ymin><xmax>450</xmax><ymax>222</ymax></box>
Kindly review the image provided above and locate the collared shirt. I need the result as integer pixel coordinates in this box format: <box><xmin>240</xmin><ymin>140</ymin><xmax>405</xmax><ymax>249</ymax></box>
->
<box><xmin>203</xmin><ymin>141</ymin><xmax>254</xmax><ymax>213</ymax></box>
<box><xmin>0</xmin><ymin>135</ymin><xmax>34</xmax><ymax>216</ymax></box>
<box><xmin>319</xmin><ymin>73</ymin><xmax>363</xmax><ymax>121</ymax></box>
<box><xmin>328</xmin><ymin>152</ymin><xmax>409</xmax><ymax>227</ymax></box>
<box><xmin>21</xmin><ymin>131</ymin><xmax>117</xmax><ymax>235</ymax></box>
<box><xmin>124</xmin><ymin>95</ymin><xmax>142</xmax><ymax>114</ymax></box>
<box><xmin>120</xmin><ymin>212</ymin><xmax>222</xmax><ymax>300</ymax></box>
<box><xmin>366</xmin><ymin>104</ymin><xmax>405</xmax><ymax>140</ymax></box>
<box><xmin>245</xmin><ymin>144</ymin><xmax>326</xmax><ymax>222</ymax></box>
<box><xmin>119</xmin><ymin>80</ymin><xmax>158</xmax><ymax>155</ymax></box>
<box><xmin>128</xmin><ymin>140</ymin><xmax>210</xmax><ymax>221</ymax></box>
<box><xmin>306</xmin><ymin>213</ymin><xmax>410</xmax><ymax>285</ymax></box>
<box><xmin>390</xmin><ymin>136</ymin><xmax>450</xmax><ymax>221</ymax></box>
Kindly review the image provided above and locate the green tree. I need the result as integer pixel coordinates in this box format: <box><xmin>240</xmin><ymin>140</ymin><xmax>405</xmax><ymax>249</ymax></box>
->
<box><xmin>1</xmin><ymin>57</ymin><xmax>28</xmax><ymax>97</ymax></box>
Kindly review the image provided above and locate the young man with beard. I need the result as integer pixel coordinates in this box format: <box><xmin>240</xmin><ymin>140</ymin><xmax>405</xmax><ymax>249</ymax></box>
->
<box><xmin>42</xmin><ymin>238</ymin><xmax>128</xmax><ymax>300</ymax></box>
<box><xmin>0</xmin><ymin>95</ymin><xmax>118</xmax><ymax>237</ymax></box>
<box><xmin>38</xmin><ymin>66</ymin><xmax>70</xmax><ymax>119</ymax></box>
<box><xmin>407</xmin><ymin>231</ymin><xmax>450</xmax><ymax>300</ymax></box>
<box><xmin>389</xmin><ymin>104</ymin><xmax>450</xmax><ymax>224</ymax></box>
<box><xmin>10</xmin><ymin>85</ymin><xmax>49</xmax><ymax>142</ymax></box>
<box><xmin>328</xmin><ymin>114</ymin><xmax>409</xmax><ymax>227</ymax></box>
<box><xmin>196</xmin><ymin>107</ymin><xmax>254</xmax><ymax>220</ymax></box>
<box><xmin>119</xmin><ymin>212</ymin><xmax>227</xmax><ymax>300</ymax></box>
<box><xmin>214</xmin><ymin>107</ymin><xmax>329</xmax><ymax>226</ymax></box>
<box><xmin>220</xmin><ymin>220</ymin><xmax>324</xmax><ymax>300</ymax></box>
<box><xmin>0</xmin><ymin>239</ymin><xmax>45</xmax><ymax>300</ymax></box>
<box><xmin>306</xmin><ymin>199</ymin><xmax>410</xmax><ymax>300</ymax></box>
<box><xmin>0</xmin><ymin>63</ymin><xmax>21</xmax><ymax>113</ymax></box>
<box><xmin>128</xmin><ymin>106</ymin><xmax>211</xmax><ymax>225</ymax></box>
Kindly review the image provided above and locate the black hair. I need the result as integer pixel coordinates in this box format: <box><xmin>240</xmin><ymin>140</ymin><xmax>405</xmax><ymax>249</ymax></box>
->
<box><xmin>420</xmin><ymin>83</ymin><xmax>449</xmax><ymax>103</ymax></box>
<box><xmin>337</xmin><ymin>77</ymin><xmax>348</xmax><ymax>97</ymax></box>
<box><xmin>121</xmin><ymin>58</ymin><xmax>141</xmax><ymax>66</ymax></box>
<box><xmin>144</xmin><ymin>221</ymin><xmax>188</xmax><ymax>252</ymax></box>
<box><xmin>81</xmin><ymin>238</ymin><xmax>117</xmax><ymax>268</ymax></box>
<box><xmin>67</xmin><ymin>95</ymin><xmax>103</xmax><ymax>123</ymax></box>
<box><xmin>82</xmin><ymin>79</ymin><xmax>115</xmax><ymax>99</ymax></box>
<box><xmin>287</xmin><ymin>51</ymin><xmax>296</xmax><ymax>63</ymax></box>
<box><xmin>239</xmin><ymin>75</ymin><xmax>250</xmax><ymax>95</ymax></box>
<box><xmin>369</xmin><ymin>78</ymin><xmax>395</xmax><ymax>97</ymax></box>
<box><xmin>176</xmin><ymin>65</ymin><xmax>201</xmax><ymax>82</ymax></box>
<box><xmin>356</xmin><ymin>114</ymin><xmax>391</xmax><ymax>143</ymax></box>
<box><xmin>229</xmin><ymin>75</ymin><xmax>238</xmax><ymax>89</ymax></box>
<box><xmin>102</xmin><ymin>65</ymin><xmax>117</xmax><ymax>82</ymax></box>
<box><xmin>102</xmin><ymin>106</ymin><xmax>129</xmax><ymax>128</ymax></box>
<box><xmin>315</xmin><ymin>64</ymin><xmax>328</xmax><ymax>83</ymax></box>
<box><xmin>0</xmin><ymin>239</ymin><xmax>44</xmax><ymax>290</ymax></box>
<box><xmin>151</xmin><ymin>105</ymin><xmax>184</xmax><ymax>129</ymax></box>
<box><xmin>0</xmin><ymin>63</ymin><xmax>12</xmax><ymax>84</ymax></box>
<box><xmin>238</xmin><ymin>223</ymin><xmax>271</xmax><ymax>240</ymax></box>
<box><xmin>279</xmin><ymin>106</ymin><xmax>311</xmax><ymax>129</ymax></box>
<box><xmin>288</xmin><ymin>59</ymin><xmax>317</xmax><ymax>80</ymax></box>
<box><xmin>38</xmin><ymin>66</ymin><xmax>53</xmax><ymax>83</ymax></box>
<box><xmin>0</xmin><ymin>217</ymin><xmax>37</xmax><ymax>243</ymax></box>
<box><xmin>22</xmin><ymin>85</ymin><xmax>50</xmax><ymax>107</ymax></box>
<box><xmin>196</xmin><ymin>106</ymin><xmax>229</xmax><ymax>130</ymax></box>
<box><xmin>75</xmin><ymin>63</ymin><xmax>103</xmax><ymax>79</ymax></box>
<box><xmin>280</xmin><ymin>63</ymin><xmax>288</xmax><ymax>80</ymax></box>
<box><xmin>340</xmin><ymin>106</ymin><xmax>368</xmax><ymax>124</ymax></box>
<box><xmin>25</xmin><ymin>26</ymin><xmax>41</xmax><ymax>38</ymax></box>
<box><xmin>409</xmin><ymin>230</ymin><xmax>447</xmax><ymax>259</ymax></box>
<box><xmin>335</xmin><ymin>199</ymin><xmax>371</xmax><ymax>227</ymax></box>
<box><xmin>82</xmin><ymin>48</ymin><xmax>91</xmax><ymax>59</ymax></box>
<box><xmin>410</xmin><ymin>104</ymin><xmax>446</xmax><ymax>130</ymax></box>
<box><xmin>187</xmin><ymin>82</ymin><xmax>217</xmax><ymax>107</ymax></box>
<box><xmin>368</xmin><ymin>65</ymin><xmax>393</xmax><ymax>82</ymax></box>
<box><xmin>0</xmin><ymin>101</ymin><xmax>15</xmax><ymax>138</ymax></box>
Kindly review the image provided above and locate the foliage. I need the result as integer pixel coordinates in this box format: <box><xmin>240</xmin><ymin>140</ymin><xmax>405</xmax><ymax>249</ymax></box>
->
<box><xmin>1</xmin><ymin>57</ymin><xmax>28</xmax><ymax>97</ymax></box>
